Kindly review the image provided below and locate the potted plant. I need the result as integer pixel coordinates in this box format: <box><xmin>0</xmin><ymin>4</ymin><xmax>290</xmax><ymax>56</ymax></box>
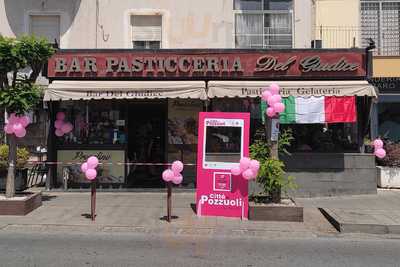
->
<box><xmin>248</xmin><ymin>128</ymin><xmax>302</xmax><ymax>222</ymax></box>
<box><xmin>0</xmin><ymin>144</ymin><xmax>30</xmax><ymax>191</ymax></box>
<box><xmin>376</xmin><ymin>141</ymin><xmax>400</xmax><ymax>188</ymax></box>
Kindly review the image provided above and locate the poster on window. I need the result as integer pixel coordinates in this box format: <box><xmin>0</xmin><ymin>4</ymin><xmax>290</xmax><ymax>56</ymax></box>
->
<box><xmin>167</xmin><ymin>99</ymin><xmax>202</xmax><ymax>145</ymax></box>
<box><xmin>57</xmin><ymin>150</ymin><xmax>125</xmax><ymax>184</ymax></box>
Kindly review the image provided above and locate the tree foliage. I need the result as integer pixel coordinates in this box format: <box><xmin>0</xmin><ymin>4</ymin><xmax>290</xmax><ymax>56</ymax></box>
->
<box><xmin>250</xmin><ymin>128</ymin><xmax>297</xmax><ymax>197</ymax></box>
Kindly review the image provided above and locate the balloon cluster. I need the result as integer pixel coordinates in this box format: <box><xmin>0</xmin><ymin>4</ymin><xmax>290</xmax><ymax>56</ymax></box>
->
<box><xmin>231</xmin><ymin>157</ymin><xmax>260</xmax><ymax>180</ymax></box>
<box><xmin>4</xmin><ymin>113</ymin><xmax>30</xmax><ymax>138</ymax></box>
<box><xmin>80</xmin><ymin>156</ymin><xmax>99</xmax><ymax>180</ymax></box>
<box><xmin>54</xmin><ymin>112</ymin><xmax>74</xmax><ymax>137</ymax></box>
<box><xmin>162</xmin><ymin>160</ymin><xmax>184</xmax><ymax>185</ymax></box>
<box><xmin>373</xmin><ymin>139</ymin><xmax>386</xmax><ymax>159</ymax></box>
<box><xmin>261</xmin><ymin>83</ymin><xmax>285</xmax><ymax>117</ymax></box>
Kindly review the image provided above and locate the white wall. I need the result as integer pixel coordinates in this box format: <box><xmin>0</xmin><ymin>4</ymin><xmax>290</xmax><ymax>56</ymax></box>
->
<box><xmin>294</xmin><ymin>0</ymin><xmax>312</xmax><ymax>48</ymax></box>
<box><xmin>1</xmin><ymin>0</ymin><xmax>310</xmax><ymax>49</ymax></box>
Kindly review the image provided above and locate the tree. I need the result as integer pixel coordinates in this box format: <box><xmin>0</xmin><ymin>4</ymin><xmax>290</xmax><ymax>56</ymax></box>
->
<box><xmin>0</xmin><ymin>35</ymin><xmax>54</xmax><ymax>198</ymax></box>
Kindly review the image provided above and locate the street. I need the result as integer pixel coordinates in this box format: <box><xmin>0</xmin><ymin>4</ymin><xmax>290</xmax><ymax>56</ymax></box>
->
<box><xmin>0</xmin><ymin>231</ymin><xmax>400</xmax><ymax>267</ymax></box>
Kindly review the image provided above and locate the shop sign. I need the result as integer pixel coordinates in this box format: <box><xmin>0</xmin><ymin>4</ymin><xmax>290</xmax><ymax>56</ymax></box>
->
<box><xmin>369</xmin><ymin>77</ymin><xmax>400</xmax><ymax>94</ymax></box>
<box><xmin>57</xmin><ymin>150</ymin><xmax>125</xmax><ymax>184</ymax></box>
<box><xmin>48</xmin><ymin>49</ymin><xmax>367</xmax><ymax>80</ymax></box>
<box><xmin>196</xmin><ymin>112</ymin><xmax>250</xmax><ymax>219</ymax></box>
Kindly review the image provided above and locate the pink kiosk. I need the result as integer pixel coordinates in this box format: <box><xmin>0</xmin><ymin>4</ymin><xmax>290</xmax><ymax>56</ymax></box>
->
<box><xmin>196</xmin><ymin>112</ymin><xmax>250</xmax><ymax>219</ymax></box>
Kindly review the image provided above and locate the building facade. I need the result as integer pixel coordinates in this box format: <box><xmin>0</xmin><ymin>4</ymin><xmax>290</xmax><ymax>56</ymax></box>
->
<box><xmin>1</xmin><ymin>1</ymin><xmax>379</xmax><ymax>197</ymax></box>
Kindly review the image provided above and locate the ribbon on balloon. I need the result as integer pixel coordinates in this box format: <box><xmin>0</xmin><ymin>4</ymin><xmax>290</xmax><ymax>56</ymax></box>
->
<box><xmin>373</xmin><ymin>139</ymin><xmax>386</xmax><ymax>159</ymax></box>
<box><xmin>261</xmin><ymin>83</ymin><xmax>285</xmax><ymax>118</ymax></box>
<box><xmin>4</xmin><ymin>113</ymin><xmax>30</xmax><ymax>138</ymax></box>
<box><xmin>54</xmin><ymin>112</ymin><xmax>74</xmax><ymax>137</ymax></box>
<box><xmin>231</xmin><ymin>157</ymin><xmax>260</xmax><ymax>180</ymax></box>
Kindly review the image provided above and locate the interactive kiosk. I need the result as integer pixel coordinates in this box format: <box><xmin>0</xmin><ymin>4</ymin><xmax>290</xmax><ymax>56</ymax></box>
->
<box><xmin>196</xmin><ymin>112</ymin><xmax>250</xmax><ymax>219</ymax></box>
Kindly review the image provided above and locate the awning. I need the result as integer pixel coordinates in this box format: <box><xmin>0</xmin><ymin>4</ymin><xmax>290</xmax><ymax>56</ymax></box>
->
<box><xmin>44</xmin><ymin>81</ymin><xmax>207</xmax><ymax>101</ymax></box>
<box><xmin>207</xmin><ymin>80</ymin><xmax>378</xmax><ymax>98</ymax></box>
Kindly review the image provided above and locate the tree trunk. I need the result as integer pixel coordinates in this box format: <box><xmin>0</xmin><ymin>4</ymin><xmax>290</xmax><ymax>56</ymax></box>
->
<box><xmin>5</xmin><ymin>134</ymin><xmax>16</xmax><ymax>198</ymax></box>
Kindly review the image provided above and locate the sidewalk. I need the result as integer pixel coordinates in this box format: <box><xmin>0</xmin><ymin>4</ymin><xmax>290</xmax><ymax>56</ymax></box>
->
<box><xmin>297</xmin><ymin>189</ymin><xmax>400</xmax><ymax>235</ymax></box>
<box><xmin>0</xmin><ymin>191</ymin><xmax>336</xmax><ymax>239</ymax></box>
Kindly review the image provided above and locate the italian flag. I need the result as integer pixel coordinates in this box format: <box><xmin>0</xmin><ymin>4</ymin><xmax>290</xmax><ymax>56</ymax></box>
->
<box><xmin>280</xmin><ymin>96</ymin><xmax>356</xmax><ymax>124</ymax></box>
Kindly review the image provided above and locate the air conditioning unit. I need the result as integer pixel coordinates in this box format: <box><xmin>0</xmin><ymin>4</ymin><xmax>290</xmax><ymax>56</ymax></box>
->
<box><xmin>311</xmin><ymin>40</ymin><xmax>322</xmax><ymax>49</ymax></box>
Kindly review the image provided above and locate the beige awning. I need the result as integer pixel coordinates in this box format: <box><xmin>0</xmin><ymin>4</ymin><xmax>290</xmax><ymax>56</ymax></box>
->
<box><xmin>208</xmin><ymin>80</ymin><xmax>378</xmax><ymax>98</ymax></box>
<box><xmin>44</xmin><ymin>80</ymin><xmax>207</xmax><ymax>101</ymax></box>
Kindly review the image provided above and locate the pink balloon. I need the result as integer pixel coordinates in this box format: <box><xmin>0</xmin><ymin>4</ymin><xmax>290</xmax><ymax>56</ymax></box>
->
<box><xmin>269</xmin><ymin>83</ymin><xmax>280</xmax><ymax>95</ymax></box>
<box><xmin>172</xmin><ymin>173</ymin><xmax>183</xmax><ymax>185</ymax></box>
<box><xmin>274</xmin><ymin>102</ymin><xmax>285</xmax><ymax>113</ymax></box>
<box><xmin>65</xmin><ymin>122</ymin><xmax>74</xmax><ymax>133</ymax></box>
<box><xmin>267</xmin><ymin>96</ymin><xmax>277</xmax><ymax>106</ymax></box>
<box><xmin>85</xmin><ymin>169</ymin><xmax>97</xmax><ymax>180</ymax></box>
<box><xmin>56</xmin><ymin>112</ymin><xmax>66</xmax><ymax>121</ymax></box>
<box><xmin>231</xmin><ymin>166</ymin><xmax>242</xmax><ymax>176</ymax></box>
<box><xmin>239</xmin><ymin>157</ymin><xmax>251</xmax><ymax>172</ymax></box>
<box><xmin>81</xmin><ymin>162</ymin><xmax>88</xmax><ymax>173</ymax></box>
<box><xmin>171</xmin><ymin>160</ymin><xmax>184</xmax><ymax>174</ymax></box>
<box><xmin>162</xmin><ymin>169</ymin><xmax>174</xmax><ymax>182</ymax></box>
<box><xmin>87</xmin><ymin>156</ymin><xmax>99</xmax><ymax>169</ymax></box>
<box><xmin>54</xmin><ymin>120</ymin><xmax>64</xmax><ymax>129</ymax></box>
<box><xmin>55</xmin><ymin>129</ymin><xmax>64</xmax><ymax>137</ymax></box>
<box><xmin>266</xmin><ymin>107</ymin><xmax>276</xmax><ymax>117</ymax></box>
<box><xmin>249</xmin><ymin>160</ymin><xmax>260</xmax><ymax>172</ymax></box>
<box><xmin>12</xmin><ymin>123</ymin><xmax>23</xmax><ymax>132</ymax></box>
<box><xmin>272</xmin><ymin>95</ymin><xmax>282</xmax><ymax>103</ymax></box>
<box><xmin>261</xmin><ymin>90</ymin><xmax>272</xmax><ymax>102</ymax></box>
<box><xmin>242</xmin><ymin>169</ymin><xmax>255</xmax><ymax>180</ymax></box>
<box><xmin>4</xmin><ymin>124</ymin><xmax>14</xmax><ymax>134</ymax></box>
<box><xmin>19</xmin><ymin>116</ymin><xmax>30</xmax><ymax>128</ymax></box>
<box><xmin>8</xmin><ymin>113</ymin><xmax>18</xmax><ymax>124</ymax></box>
<box><xmin>373</xmin><ymin>139</ymin><xmax>383</xmax><ymax>149</ymax></box>
<box><xmin>375</xmin><ymin>148</ymin><xmax>386</xmax><ymax>159</ymax></box>
<box><xmin>14</xmin><ymin>127</ymin><xmax>26</xmax><ymax>138</ymax></box>
<box><xmin>61</xmin><ymin>122</ymin><xmax>73</xmax><ymax>134</ymax></box>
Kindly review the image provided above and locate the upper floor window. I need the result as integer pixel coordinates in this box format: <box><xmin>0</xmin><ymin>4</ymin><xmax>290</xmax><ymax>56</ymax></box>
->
<box><xmin>234</xmin><ymin>0</ymin><xmax>293</xmax><ymax>49</ymax></box>
<box><xmin>29</xmin><ymin>15</ymin><xmax>60</xmax><ymax>45</ymax></box>
<box><xmin>361</xmin><ymin>1</ymin><xmax>400</xmax><ymax>55</ymax></box>
<box><xmin>131</xmin><ymin>15</ymin><xmax>162</xmax><ymax>49</ymax></box>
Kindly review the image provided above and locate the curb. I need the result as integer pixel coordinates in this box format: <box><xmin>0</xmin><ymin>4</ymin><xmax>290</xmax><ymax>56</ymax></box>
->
<box><xmin>319</xmin><ymin>208</ymin><xmax>400</xmax><ymax>235</ymax></box>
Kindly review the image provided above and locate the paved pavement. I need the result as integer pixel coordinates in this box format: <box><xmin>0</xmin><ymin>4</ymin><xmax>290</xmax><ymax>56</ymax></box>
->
<box><xmin>1</xmin><ymin>231</ymin><xmax>400</xmax><ymax>267</ymax></box>
<box><xmin>297</xmin><ymin>189</ymin><xmax>400</xmax><ymax>234</ymax></box>
<box><xmin>0</xmin><ymin>190</ymin><xmax>337</xmax><ymax>239</ymax></box>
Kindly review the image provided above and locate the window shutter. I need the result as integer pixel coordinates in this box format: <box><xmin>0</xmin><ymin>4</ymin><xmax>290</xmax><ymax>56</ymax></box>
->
<box><xmin>29</xmin><ymin>15</ymin><xmax>60</xmax><ymax>44</ymax></box>
<box><xmin>131</xmin><ymin>15</ymin><xmax>162</xmax><ymax>41</ymax></box>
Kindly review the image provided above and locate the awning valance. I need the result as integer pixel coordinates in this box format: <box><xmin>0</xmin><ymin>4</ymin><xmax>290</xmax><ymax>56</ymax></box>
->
<box><xmin>44</xmin><ymin>81</ymin><xmax>207</xmax><ymax>101</ymax></box>
<box><xmin>207</xmin><ymin>80</ymin><xmax>378</xmax><ymax>98</ymax></box>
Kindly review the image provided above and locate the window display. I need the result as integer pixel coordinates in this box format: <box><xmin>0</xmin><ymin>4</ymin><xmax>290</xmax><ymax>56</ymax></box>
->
<box><xmin>58</xmin><ymin>101</ymin><xmax>127</xmax><ymax>146</ymax></box>
<box><xmin>280</xmin><ymin>123</ymin><xmax>358</xmax><ymax>153</ymax></box>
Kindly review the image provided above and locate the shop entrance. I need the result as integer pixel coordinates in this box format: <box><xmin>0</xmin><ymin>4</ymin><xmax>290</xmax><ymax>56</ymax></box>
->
<box><xmin>126</xmin><ymin>101</ymin><xmax>167</xmax><ymax>188</ymax></box>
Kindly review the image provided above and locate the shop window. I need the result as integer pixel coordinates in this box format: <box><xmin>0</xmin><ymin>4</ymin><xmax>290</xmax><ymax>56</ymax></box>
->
<box><xmin>234</xmin><ymin>0</ymin><xmax>293</xmax><ymax>49</ymax></box>
<box><xmin>29</xmin><ymin>15</ymin><xmax>60</xmax><ymax>45</ymax></box>
<box><xmin>211</xmin><ymin>98</ymin><xmax>262</xmax><ymax>143</ymax></box>
<box><xmin>378</xmin><ymin>102</ymin><xmax>400</xmax><ymax>141</ymax></box>
<box><xmin>131</xmin><ymin>15</ymin><xmax>162</xmax><ymax>49</ymax></box>
<box><xmin>281</xmin><ymin>123</ymin><xmax>359</xmax><ymax>153</ymax></box>
<box><xmin>211</xmin><ymin>98</ymin><xmax>358</xmax><ymax>153</ymax></box>
<box><xmin>57</xmin><ymin>101</ymin><xmax>127</xmax><ymax>146</ymax></box>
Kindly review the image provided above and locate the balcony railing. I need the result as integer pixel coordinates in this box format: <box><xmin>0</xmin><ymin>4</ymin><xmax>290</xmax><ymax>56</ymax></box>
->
<box><xmin>315</xmin><ymin>25</ymin><xmax>400</xmax><ymax>56</ymax></box>
<box><xmin>314</xmin><ymin>26</ymin><xmax>360</xmax><ymax>49</ymax></box>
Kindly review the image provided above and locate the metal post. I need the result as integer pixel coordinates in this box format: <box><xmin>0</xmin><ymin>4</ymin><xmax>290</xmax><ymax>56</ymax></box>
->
<box><xmin>91</xmin><ymin>180</ymin><xmax>96</xmax><ymax>221</ymax></box>
<box><xmin>167</xmin><ymin>181</ymin><xmax>172</xmax><ymax>222</ymax></box>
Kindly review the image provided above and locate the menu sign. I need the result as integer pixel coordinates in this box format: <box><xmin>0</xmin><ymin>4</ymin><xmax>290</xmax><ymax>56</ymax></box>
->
<box><xmin>48</xmin><ymin>49</ymin><xmax>367</xmax><ymax>80</ymax></box>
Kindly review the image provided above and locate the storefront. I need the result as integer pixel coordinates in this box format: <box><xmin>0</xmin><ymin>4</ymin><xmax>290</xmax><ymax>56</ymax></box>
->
<box><xmin>44</xmin><ymin>49</ymin><xmax>377</xmax><ymax>196</ymax></box>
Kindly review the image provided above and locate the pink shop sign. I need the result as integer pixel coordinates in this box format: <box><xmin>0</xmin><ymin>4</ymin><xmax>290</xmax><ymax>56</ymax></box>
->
<box><xmin>196</xmin><ymin>112</ymin><xmax>250</xmax><ymax>219</ymax></box>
